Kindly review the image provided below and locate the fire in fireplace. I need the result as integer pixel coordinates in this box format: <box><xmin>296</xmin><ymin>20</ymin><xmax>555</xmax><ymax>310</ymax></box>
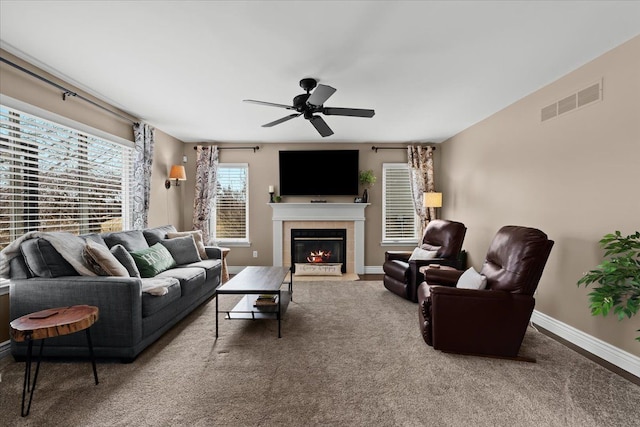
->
<box><xmin>291</xmin><ymin>228</ymin><xmax>346</xmax><ymax>273</ymax></box>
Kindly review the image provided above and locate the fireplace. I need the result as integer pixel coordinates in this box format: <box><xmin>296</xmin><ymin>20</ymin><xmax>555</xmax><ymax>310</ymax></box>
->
<box><xmin>291</xmin><ymin>228</ymin><xmax>347</xmax><ymax>274</ymax></box>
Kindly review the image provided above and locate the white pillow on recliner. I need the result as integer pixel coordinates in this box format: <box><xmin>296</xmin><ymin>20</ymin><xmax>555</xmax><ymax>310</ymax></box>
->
<box><xmin>408</xmin><ymin>247</ymin><xmax>439</xmax><ymax>261</ymax></box>
<box><xmin>456</xmin><ymin>267</ymin><xmax>487</xmax><ymax>290</ymax></box>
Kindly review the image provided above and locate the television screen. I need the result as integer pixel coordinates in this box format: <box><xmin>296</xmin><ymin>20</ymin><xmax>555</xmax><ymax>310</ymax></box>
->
<box><xmin>279</xmin><ymin>150</ymin><xmax>359</xmax><ymax>196</ymax></box>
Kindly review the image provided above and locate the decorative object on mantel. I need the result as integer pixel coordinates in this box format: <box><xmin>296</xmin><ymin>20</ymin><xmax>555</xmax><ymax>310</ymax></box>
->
<box><xmin>274</xmin><ymin>195</ymin><xmax>282</xmax><ymax>203</ymax></box>
<box><xmin>577</xmin><ymin>230</ymin><xmax>640</xmax><ymax>341</ymax></box>
<box><xmin>359</xmin><ymin>169</ymin><xmax>376</xmax><ymax>203</ymax></box>
<box><xmin>269</xmin><ymin>185</ymin><xmax>275</xmax><ymax>203</ymax></box>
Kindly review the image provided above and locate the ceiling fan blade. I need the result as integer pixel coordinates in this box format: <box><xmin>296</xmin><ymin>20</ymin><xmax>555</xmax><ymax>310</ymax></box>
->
<box><xmin>307</xmin><ymin>84</ymin><xmax>336</xmax><ymax>106</ymax></box>
<box><xmin>322</xmin><ymin>107</ymin><xmax>375</xmax><ymax>118</ymax></box>
<box><xmin>243</xmin><ymin>99</ymin><xmax>295</xmax><ymax>110</ymax></box>
<box><xmin>309</xmin><ymin>116</ymin><xmax>334</xmax><ymax>137</ymax></box>
<box><xmin>261</xmin><ymin>113</ymin><xmax>301</xmax><ymax>128</ymax></box>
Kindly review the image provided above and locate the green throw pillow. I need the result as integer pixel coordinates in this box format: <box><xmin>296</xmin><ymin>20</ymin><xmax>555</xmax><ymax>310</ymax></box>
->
<box><xmin>130</xmin><ymin>243</ymin><xmax>177</xmax><ymax>278</ymax></box>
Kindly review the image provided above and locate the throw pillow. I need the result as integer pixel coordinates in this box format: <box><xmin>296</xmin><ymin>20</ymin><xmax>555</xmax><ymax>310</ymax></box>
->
<box><xmin>110</xmin><ymin>244</ymin><xmax>141</xmax><ymax>278</ymax></box>
<box><xmin>130</xmin><ymin>243</ymin><xmax>177</xmax><ymax>278</ymax></box>
<box><xmin>83</xmin><ymin>240</ymin><xmax>129</xmax><ymax>277</ymax></box>
<box><xmin>159</xmin><ymin>236</ymin><xmax>202</xmax><ymax>265</ymax></box>
<box><xmin>456</xmin><ymin>267</ymin><xmax>488</xmax><ymax>290</ymax></box>
<box><xmin>408</xmin><ymin>247</ymin><xmax>439</xmax><ymax>261</ymax></box>
<box><xmin>166</xmin><ymin>230</ymin><xmax>208</xmax><ymax>259</ymax></box>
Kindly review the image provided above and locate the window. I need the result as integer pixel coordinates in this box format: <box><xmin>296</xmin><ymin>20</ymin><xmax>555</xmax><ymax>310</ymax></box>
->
<box><xmin>212</xmin><ymin>163</ymin><xmax>249</xmax><ymax>244</ymax></box>
<box><xmin>382</xmin><ymin>163</ymin><xmax>419</xmax><ymax>244</ymax></box>
<box><xmin>0</xmin><ymin>102</ymin><xmax>134</xmax><ymax>251</ymax></box>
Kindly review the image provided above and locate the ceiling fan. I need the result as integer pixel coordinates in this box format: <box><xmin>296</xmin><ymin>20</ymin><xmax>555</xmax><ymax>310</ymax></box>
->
<box><xmin>243</xmin><ymin>78</ymin><xmax>375</xmax><ymax>137</ymax></box>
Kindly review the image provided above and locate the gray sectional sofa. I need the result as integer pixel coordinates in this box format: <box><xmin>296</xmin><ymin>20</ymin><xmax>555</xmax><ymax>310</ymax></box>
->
<box><xmin>6</xmin><ymin>225</ymin><xmax>222</xmax><ymax>362</ymax></box>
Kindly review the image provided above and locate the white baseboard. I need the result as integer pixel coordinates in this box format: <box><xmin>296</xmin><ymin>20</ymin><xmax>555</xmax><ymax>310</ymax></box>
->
<box><xmin>531</xmin><ymin>310</ymin><xmax>640</xmax><ymax>378</ymax></box>
<box><xmin>365</xmin><ymin>265</ymin><xmax>384</xmax><ymax>275</ymax></box>
<box><xmin>0</xmin><ymin>340</ymin><xmax>10</xmax><ymax>360</ymax></box>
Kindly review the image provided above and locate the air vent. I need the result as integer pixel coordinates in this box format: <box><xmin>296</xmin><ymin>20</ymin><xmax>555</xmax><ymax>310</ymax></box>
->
<box><xmin>541</xmin><ymin>103</ymin><xmax>557</xmax><ymax>121</ymax></box>
<box><xmin>558</xmin><ymin>94</ymin><xmax>577</xmax><ymax>115</ymax></box>
<box><xmin>541</xmin><ymin>79</ymin><xmax>602</xmax><ymax>122</ymax></box>
<box><xmin>578</xmin><ymin>83</ymin><xmax>600</xmax><ymax>107</ymax></box>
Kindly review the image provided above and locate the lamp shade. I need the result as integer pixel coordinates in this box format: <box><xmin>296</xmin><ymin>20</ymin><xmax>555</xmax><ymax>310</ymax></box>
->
<box><xmin>169</xmin><ymin>165</ymin><xmax>186</xmax><ymax>181</ymax></box>
<box><xmin>423</xmin><ymin>192</ymin><xmax>442</xmax><ymax>208</ymax></box>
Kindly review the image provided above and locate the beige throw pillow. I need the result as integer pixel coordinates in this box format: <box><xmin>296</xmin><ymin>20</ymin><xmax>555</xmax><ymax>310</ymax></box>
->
<box><xmin>83</xmin><ymin>240</ymin><xmax>129</xmax><ymax>277</ymax></box>
<box><xmin>166</xmin><ymin>230</ymin><xmax>208</xmax><ymax>259</ymax></box>
<box><xmin>408</xmin><ymin>247</ymin><xmax>439</xmax><ymax>261</ymax></box>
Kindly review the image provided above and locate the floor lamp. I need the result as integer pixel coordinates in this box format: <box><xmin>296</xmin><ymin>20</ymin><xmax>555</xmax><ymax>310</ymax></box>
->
<box><xmin>423</xmin><ymin>192</ymin><xmax>443</xmax><ymax>219</ymax></box>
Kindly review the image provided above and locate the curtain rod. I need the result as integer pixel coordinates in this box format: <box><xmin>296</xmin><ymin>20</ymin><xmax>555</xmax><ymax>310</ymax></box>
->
<box><xmin>371</xmin><ymin>145</ymin><xmax>436</xmax><ymax>152</ymax></box>
<box><xmin>1</xmin><ymin>56</ymin><xmax>136</xmax><ymax>124</ymax></box>
<box><xmin>194</xmin><ymin>145</ymin><xmax>260</xmax><ymax>152</ymax></box>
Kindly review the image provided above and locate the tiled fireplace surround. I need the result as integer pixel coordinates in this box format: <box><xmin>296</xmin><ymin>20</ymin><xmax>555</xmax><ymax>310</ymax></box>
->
<box><xmin>270</xmin><ymin>203</ymin><xmax>368</xmax><ymax>274</ymax></box>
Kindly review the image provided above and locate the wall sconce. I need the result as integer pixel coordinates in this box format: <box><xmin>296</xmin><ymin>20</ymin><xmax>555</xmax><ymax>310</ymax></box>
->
<box><xmin>165</xmin><ymin>165</ymin><xmax>186</xmax><ymax>189</ymax></box>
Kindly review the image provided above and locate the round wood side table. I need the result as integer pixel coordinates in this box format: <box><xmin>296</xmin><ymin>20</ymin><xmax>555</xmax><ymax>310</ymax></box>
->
<box><xmin>10</xmin><ymin>305</ymin><xmax>100</xmax><ymax>417</ymax></box>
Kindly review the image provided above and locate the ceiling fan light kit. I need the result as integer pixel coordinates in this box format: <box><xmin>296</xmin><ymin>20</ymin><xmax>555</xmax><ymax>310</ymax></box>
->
<box><xmin>244</xmin><ymin>78</ymin><xmax>375</xmax><ymax>137</ymax></box>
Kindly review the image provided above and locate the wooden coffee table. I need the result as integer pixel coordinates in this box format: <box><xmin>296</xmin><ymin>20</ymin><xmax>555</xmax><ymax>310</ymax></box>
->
<box><xmin>215</xmin><ymin>266</ymin><xmax>292</xmax><ymax>338</ymax></box>
<box><xmin>10</xmin><ymin>305</ymin><xmax>99</xmax><ymax>417</ymax></box>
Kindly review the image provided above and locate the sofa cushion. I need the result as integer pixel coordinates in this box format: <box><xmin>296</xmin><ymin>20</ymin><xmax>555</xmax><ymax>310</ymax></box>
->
<box><xmin>160</xmin><ymin>236</ymin><xmax>202</xmax><ymax>265</ymax></box>
<box><xmin>130</xmin><ymin>243</ymin><xmax>177</xmax><ymax>278</ymax></box>
<box><xmin>143</xmin><ymin>225</ymin><xmax>178</xmax><ymax>246</ymax></box>
<box><xmin>83</xmin><ymin>240</ymin><xmax>129</xmax><ymax>277</ymax></box>
<box><xmin>156</xmin><ymin>267</ymin><xmax>206</xmax><ymax>296</ymax></box>
<box><xmin>103</xmin><ymin>230</ymin><xmax>149</xmax><ymax>251</ymax></box>
<box><xmin>20</xmin><ymin>238</ymin><xmax>77</xmax><ymax>278</ymax></box>
<box><xmin>166</xmin><ymin>230</ymin><xmax>208</xmax><ymax>259</ymax></box>
<box><xmin>110</xmin><ymin>244</ymin><xmax>141</xmax><ymax>278</ymax></box>
<box><xmin>141</xmin><ymin>277</ymin><xmax>181</xmax><ymax>317</ymax></box>
<box><xmin>181</xmin><ymin>259</ymin><xmax>221</xmax><ymax>283</ymax></box>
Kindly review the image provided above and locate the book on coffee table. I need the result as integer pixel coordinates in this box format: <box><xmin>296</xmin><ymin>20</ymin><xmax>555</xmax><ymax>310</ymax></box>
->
<box><xmin>254</xmin><ymin>294</ymin><xmax>278</xmax><ymax>307</ymax></box>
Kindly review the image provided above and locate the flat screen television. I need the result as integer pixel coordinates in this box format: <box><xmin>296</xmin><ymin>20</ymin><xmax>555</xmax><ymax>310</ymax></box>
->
<box><xmin>279</xmin><ymin>150</ymin><xmax>359</xmax><ymax>196</ymax></box>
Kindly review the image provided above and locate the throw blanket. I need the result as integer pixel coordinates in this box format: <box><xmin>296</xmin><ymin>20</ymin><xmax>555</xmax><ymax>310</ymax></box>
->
<box><xmin>0</xmin><ymin>232</ymin><xmax>169</xmax><ymax>296</ymax></box>
<box><xmin>0</xmin><ymin>231</ymin><xmax>96</xmax><ymax>278</ymax></box>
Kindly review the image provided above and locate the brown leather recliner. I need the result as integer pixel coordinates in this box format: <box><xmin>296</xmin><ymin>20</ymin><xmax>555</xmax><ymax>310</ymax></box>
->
<box><xmin>418</xmin><ymin>225</ymin><xmax>554</xmax><ymax>360</ymax></box>
<box><xmin>383</xmin><ymin>219</ymin><xmax>467</xmax><ymax>302</ymax></box>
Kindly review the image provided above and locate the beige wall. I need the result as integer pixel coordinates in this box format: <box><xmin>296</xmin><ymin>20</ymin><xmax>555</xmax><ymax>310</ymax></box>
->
<box><xmin>180</xmin><ymin>143</ymin><xmax>428</xmax><ymax>269</ymax></box>
<box><xmin>439</xmin><ymin>35</ymin><xmax>640</xmax><ymax>356</ymax></box>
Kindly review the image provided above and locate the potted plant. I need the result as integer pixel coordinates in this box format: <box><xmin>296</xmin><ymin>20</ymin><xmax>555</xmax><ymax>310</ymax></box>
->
<box><xmin>359</xmin><ymin>170</ymin><xmax>376</xmax><ymax>203</ymax></box>
<box><xmin>577</xmin><ymin>231</ymin><xmax>640</xmax><ymax>341</ymax></box>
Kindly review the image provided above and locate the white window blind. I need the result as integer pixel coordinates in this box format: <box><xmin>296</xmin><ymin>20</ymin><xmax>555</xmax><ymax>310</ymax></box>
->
<box><xmin>0</xmin><ymin>104</ymin><xmax>134</xmax><ymax>250</ymax></box>
<box><xmin>213</xmin><ymin>164</ymin><xmax>248</xmax><ymax>243</ymax></box>
<box><xmin>382</xmin><ymin>163</ymin><xmax>419</xmax><ymax>243</ymax></box>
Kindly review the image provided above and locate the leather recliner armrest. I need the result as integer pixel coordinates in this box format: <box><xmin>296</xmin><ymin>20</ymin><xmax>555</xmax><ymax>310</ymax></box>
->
<box><xmin>421</xmin><ymin>265</ymin><xmax>463</xmax><ymax>287</ymax></box>
<box><xmin>385</xmin><ymin>250</ymin><xmax>412</xmax><ymax>262</ymax></box>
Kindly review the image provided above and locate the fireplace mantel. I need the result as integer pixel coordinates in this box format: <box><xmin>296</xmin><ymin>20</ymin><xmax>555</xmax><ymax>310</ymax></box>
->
<box><xmin>270</xmin><ymin>203</ymin><xmax>369</xmax><ymax>274</ymax></box>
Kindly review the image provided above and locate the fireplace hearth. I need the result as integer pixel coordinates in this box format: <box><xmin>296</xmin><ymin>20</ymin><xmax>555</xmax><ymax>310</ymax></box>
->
<box><xmin>291</xmin><ymin>228</ymin><xmax>347</xmax><ymax>274</ymax></box>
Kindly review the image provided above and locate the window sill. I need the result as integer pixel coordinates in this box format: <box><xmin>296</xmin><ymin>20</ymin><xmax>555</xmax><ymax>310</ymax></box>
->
<box><xmin>380</xmin><ymin>240</ymin><xmax>419</xmax><ymax>247</ymax></box>
<box><xmin>0</xmin><ymin>283</ymin><xmax>9</xmax><ymax>296</ymax></box>
<box><xmin>213</xmin><ymin>241</ymin><xmax>251</xmax><ymax>248</ymax></box>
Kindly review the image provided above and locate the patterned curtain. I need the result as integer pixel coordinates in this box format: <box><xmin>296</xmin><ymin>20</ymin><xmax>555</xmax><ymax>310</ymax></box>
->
<box><xmin>192</xmin><ymin>145</ymin><xmax>219</xmax><ymax>244</ymax></box>
<box><xmin>132</xmin><ymin>123</ymin><xmax>155</xmax><ymax>230</ymax></box>
<box><xmin>407</xmin><ymin>145</ymin><xmax>436</xmax><ymax>235</ymax></box>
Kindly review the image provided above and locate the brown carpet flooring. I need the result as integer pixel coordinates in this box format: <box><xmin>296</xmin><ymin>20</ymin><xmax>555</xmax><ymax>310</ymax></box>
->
<box><xmin>1</xmin><ymin>280</ymin><xmax>639</xmax><ymax>426</ymax></box>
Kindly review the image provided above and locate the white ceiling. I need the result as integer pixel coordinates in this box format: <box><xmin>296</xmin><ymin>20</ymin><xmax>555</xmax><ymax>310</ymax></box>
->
<box><xmin>1</xmin><ymin>1</ymin><xmax>639</xmax><ymax>144</ymax></box>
